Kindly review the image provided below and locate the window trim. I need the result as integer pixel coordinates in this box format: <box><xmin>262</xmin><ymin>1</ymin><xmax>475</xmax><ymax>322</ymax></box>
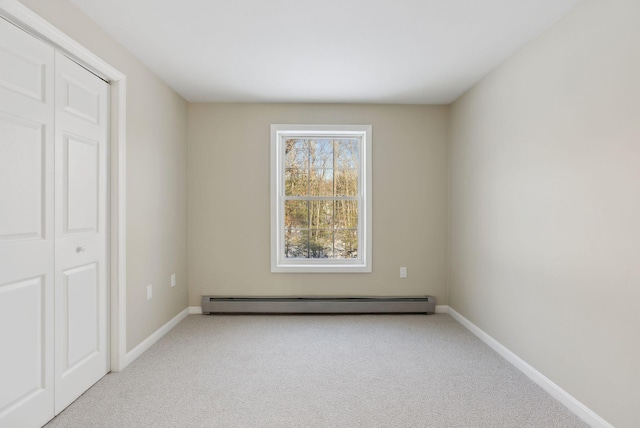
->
<box><xmin>271</xmin><ymin>124</ymin><xmax>372</xmax><ymax>273</ymax></box>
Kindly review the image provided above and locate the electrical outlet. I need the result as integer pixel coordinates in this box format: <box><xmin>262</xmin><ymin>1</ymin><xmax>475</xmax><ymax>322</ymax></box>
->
<box><xmin>147</xmin><ymin>284</ymin><xmax>153</xmax><ymax>300</ymax></box>
<box><xmin>171</xmin><ymin>274</ymin><xmax>176</xmax><ymax>287</ymax></box>
<box><xmin>400</xmin><ymin>267</ymin><xmax>407</xmax><ymax>278</ymax></box>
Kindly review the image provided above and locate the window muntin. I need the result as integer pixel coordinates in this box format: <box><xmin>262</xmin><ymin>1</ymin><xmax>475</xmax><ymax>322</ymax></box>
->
<box><xmin>271</xmin><ymin>125</ymin><xmax>371</xmax><ymax>273</ymax></box>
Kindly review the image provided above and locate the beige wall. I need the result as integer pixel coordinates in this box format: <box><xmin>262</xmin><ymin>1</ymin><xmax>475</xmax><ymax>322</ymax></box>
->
<box><xmin>188</xmin><ymin>103</ymin><xmax>449</xmax><ymax>305</ymax></box>
<box><xmin>19</xmin><ymin>0</ymin><xmax>189</xmax><ymax>352</ymax></box>
<box><xmin>450</xmin><ymin>0</ymin><xmax>640</xmax><ymax>426</ymax></box>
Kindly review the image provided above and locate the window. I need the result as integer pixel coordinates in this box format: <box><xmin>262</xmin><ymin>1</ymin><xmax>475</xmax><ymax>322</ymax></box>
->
<box><xmin>271</xmin><ymin>124</ymin><xmax>372</xmax><ymax>272</ymax></box>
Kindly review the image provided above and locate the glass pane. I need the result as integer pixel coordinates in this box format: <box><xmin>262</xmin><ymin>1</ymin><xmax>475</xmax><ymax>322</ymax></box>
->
<box><xmin>285</xmin><ymin>229</ymin><xmax>308</xmax><ymax>258</ymax></box>
<box><xmin>284</xmin><ymin>200</ymin><xmax>308</xmax><ymax>229</ymax></box>
<box><xmin>334</xmin><ymin>229</ymin><xmax>358</xmax><ymax>259</ymax></box>
<box><xmin>335</xmin><ymin>139</ymin><xmax>359</xmax><ymax>169</ymax></box>
<box><xmin>334</xmin><ymin>200</ymin><xmax>358</xmax><ymax>229</ymax></box>
<box><xmin>310</xmin><ymin>200</ymin><xmax>333</xmax><ymax>229</ymax></box>
<box><xmin>285</xmin><ymin>168</ymin><xmax>308</xmax><ymax>196</ymax></box>
<box><xmin>309</xmin><ymin>229</ymin><xmax>333</xmax><ymax>258</ymax></box>
<box><xmin>285</xmin><ymin>139</ymin><xmax>308</xmax><ymax>169</ymax></box>
<box><xmin>335</xmin><ymin>169</ymin><xmax>357</xmax><ymax>196</ymax></box>
<box><xmin>310</xmin><ymin>168</ymin><xmax>333</xmax><ymax>196</ymax></box>
<box><xmin>310</xmin><ymin>139</ymin><xmax>333</xmax><ymax>169</ymax></box>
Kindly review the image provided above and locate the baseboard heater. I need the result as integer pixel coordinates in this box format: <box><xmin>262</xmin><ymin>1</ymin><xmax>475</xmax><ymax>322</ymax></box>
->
<box><xmin>201</xmin><ymin>296</ymin><xmax>435</xmax><ymax>315</ymax></box>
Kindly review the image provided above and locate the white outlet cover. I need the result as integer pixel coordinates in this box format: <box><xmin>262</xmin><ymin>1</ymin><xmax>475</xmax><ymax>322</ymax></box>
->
<box><xmin>147</xmin><ymin>284</ymin><xmax>153</xmax><ymax>300</ymax></box>
<box><xmin>171</xmin><ymin>274</ymin><xmax>176</xmax><ymax>287</ymax></box>
<box><xmin>400</xmin><ymin>267</ymin><xmax>408</xmax><ymax>278</ymax></box>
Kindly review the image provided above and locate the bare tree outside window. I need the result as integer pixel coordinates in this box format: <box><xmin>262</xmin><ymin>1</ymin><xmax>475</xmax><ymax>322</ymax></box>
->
<box><xmin>284</xmin><ymin>138</ymin><xmax>359</xmax><ymax>259</ymax></box>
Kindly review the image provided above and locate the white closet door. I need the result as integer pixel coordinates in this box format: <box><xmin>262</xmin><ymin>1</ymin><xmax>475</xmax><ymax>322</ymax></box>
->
<box><xmin>0</xmin><ymin>18</ymin><xmax>56</xmax><ymax>428</ymax></box>
<box><xmin>54</xmin><ymin>52</ymin><xmax>109</xmax><ymax>414</ymax></box>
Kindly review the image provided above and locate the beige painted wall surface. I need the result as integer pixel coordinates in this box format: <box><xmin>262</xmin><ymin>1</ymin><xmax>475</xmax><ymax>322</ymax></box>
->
<box><xmin>450</xmin><ymin>0</ymin><xmax>640</xmax><ymax>426</ymax></box>
<box><xmin>188</xmin><ymin>103</ymin><xmax>448</xmax><ymax>305</ymax></box>
<box><xmin>18</xmin><ymin>0</ymin><xmax>189</xmax><ymax>352</ymax></box>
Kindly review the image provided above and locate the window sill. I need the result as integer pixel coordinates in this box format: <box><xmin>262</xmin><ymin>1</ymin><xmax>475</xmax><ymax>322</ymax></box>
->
<box><xmin>271</xmin><ymin>263</ymin><xmax>372</xmax><ymax>273</ymax></box>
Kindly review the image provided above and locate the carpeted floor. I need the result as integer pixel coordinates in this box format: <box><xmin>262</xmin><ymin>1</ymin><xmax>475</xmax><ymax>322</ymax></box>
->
<box><xmin>46</xmin><ymin>314</ymin><xmax>587</xmax><ymax>427</ymax></box>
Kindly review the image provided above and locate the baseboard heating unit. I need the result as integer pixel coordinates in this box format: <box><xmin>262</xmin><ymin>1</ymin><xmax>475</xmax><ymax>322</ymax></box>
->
<box><xmin>201</xmin><ymin>296</ymin><xmax>435</xmax><ymax>315</ymax></box>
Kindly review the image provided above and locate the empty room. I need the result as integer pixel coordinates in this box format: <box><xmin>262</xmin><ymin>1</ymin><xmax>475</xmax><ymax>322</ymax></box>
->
<box><xmin>0</xmin><ymin>0</ymin><xmax>638</xmax><ymax>427</ymax></box>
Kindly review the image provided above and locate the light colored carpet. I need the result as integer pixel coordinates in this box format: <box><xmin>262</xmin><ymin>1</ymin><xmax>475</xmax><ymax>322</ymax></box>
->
<box><xmin>46</xmin><ymin>314</ymin><xmax>587</xmax><ymax>427</ymax></box>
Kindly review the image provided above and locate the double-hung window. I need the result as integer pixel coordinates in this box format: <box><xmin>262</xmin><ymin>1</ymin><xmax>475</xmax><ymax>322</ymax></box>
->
<box><xmin>271</xmin><ymin>124</ymin><xmax>372</xmax><ymax>272</ymax></box>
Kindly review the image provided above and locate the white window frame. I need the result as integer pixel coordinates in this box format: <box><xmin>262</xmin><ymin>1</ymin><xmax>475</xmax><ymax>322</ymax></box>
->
<box><xmin>271</xmin><ymin>124</ymin><xmax>372</xmax><ymax>273</ymax></box>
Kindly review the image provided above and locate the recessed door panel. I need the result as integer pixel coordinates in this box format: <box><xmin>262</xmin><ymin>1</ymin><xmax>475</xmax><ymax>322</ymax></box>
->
<box><xmin>0</xmin><ymin>114</ymin><xmax>45</xmax><ymax>241</ymax></box>
<box><xmin>0</xmin><ymin>277</ymin><xmax>45</xmax><ymax>413</ymax></box>
<box><xmin>61</xmin><ymin>75</ymin><xmax>100</xmax><ymax>124</ymax></box>
<box><xmin>64</xmin><ymin>135</ymin><xmax>99</xmax><ymax>234</ymax></box>
<box><xmin>0</xmin><ymin>45</ymin><xmax>47</xmax><ymax>102</ymax></box>
<box><xmin>63</xmin><ymin>263</ymin><xmax>99</xmax><ymax>372</ymax></box>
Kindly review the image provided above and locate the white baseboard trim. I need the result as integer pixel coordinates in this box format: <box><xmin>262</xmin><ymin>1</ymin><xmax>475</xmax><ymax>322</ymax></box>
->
<box><xmin>189</xmin><ymin>306</ymin><xmax>202</xmax><ymax>314</ymax></box>
<box><xmin>447</xmin><ymin>307</ymin><xmax>613</xmax><ymax>428</ymax></box>
<box><xmin>125</xmin><ymin>307</ymin><xmax>189</xmax><ymax>367</ymax></box>
<box><xmin>435</xmin><ymin>305</ymin><xmax>449</xmax><ymax>314</ymax></box>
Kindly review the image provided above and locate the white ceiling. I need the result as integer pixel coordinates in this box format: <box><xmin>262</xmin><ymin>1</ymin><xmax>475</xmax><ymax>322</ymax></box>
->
<box><xmin>69</xmin><ymin>0</ymin><xmax>581</xmax><ymax>104</ymax></box>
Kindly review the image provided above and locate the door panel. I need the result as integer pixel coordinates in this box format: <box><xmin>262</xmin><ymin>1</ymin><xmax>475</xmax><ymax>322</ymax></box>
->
<box><xmin>0</xmin><ymin>17</ymin><xmax>55</xmax><ymax>428</ymax></box>
<box><xmin>63</xmin><ymin>263</ymin><xmax>99</xmax><ymax>371</ymax></box>
<box><xmin>61</xmin><ymin>76</ymin><xmax>100</xmax><ymax>124</ymax></box>
<box><xmin>0</xmin><ymin>277</ymin><xmax>45</xmax><ymax>410</ymax></box>
<box><xmin>64</xmin><ymin>134</ymin><xmax>99</xmax><ymax>233</ymax></box>
<box><xmin>0</xmin><ymin>113</ymin><xmax>45</xmax><ymax>241</ymax></box>
<box><xmin>54</xmin><ymin>51</ymin><xmax>109</xmax><ymax>415</ymax></box>
<box><xmin>0</xmin><ymin>40</ymin><xmax>48</xmax><ymax>102</ymax></box>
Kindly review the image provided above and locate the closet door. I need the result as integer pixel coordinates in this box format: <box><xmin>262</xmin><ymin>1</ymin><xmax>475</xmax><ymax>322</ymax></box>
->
<box><xmin>0</xmin><ymin>18</ymin><xmax>56</xmax><ymax>428</ymax></box>
<box><xmin>54</xmin><ymin>52</ymin><xmax>109</xmax><ymax>414</ymax></box>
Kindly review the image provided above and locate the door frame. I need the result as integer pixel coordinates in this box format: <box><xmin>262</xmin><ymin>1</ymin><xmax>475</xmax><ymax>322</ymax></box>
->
<box><xmin>0</xmin><ymin>0</ymin><xmax>128</xmax><ymax>371</ymax></box>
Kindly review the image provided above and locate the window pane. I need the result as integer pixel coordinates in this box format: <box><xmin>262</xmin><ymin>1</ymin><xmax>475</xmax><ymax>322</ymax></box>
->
<box><xmin>334</xmin><ymin>229</ymin><xmax>358</xmax><ymax>259</ymax></box>
<box><xmin>310</xmin><ymin>139</ymin><xmax>333</xmax><ymax>169</ymax></box>
<box><xmin>285</xmin><ymin>168</ymin><xmax>308</xmax><ymax>196</ymax></box>
<box><xmin>334</xmin><ymin>200</ymin><xmax>358</xmax><ymax>229</ymax></box>
<box><xmin>310</xmin><ymin>200</ymin><xmax>333</xmax><ymax>229</ymax></box>
<box><xmin>335</xmin><ymin>169</ymin><xmax>357</xmax><ymax>196</ymax></box>
<box><xmin>285</xmin><ymin>139</ymin><xmax>308</xmax><ymax>169</ymax></box>
<box><xmin>285</xmin><ymin>229</ymin><xmax>308</xmax><ymax>258</ymax></box>
<box><xmin>310</xmin><ymin>168</ymin><xmax>333</xmax><ymax>196</ymax></box>
<box><xmin>309</xmin><ymin>229</ymin><xmax>333</xmax><ymax>258</ymax></box>
<box><xmin>335</xmin><ymin>139</ymin><xmax>359</xmax><ymax>169</ymax></box>
<box><xmin>284</xmin><ymin>200</ymin><xmax>308</xmax><ymax>229</ymax></box>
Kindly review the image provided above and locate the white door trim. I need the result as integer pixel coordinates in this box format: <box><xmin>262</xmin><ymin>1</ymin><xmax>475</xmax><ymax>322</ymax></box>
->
<box><xmin>0</xmin><ymin>0</ymin><xmax>128</xmax><ymax>371</ymax></box>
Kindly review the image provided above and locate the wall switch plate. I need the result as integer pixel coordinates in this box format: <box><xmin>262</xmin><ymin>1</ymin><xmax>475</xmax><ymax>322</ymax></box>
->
<box><xmin>400</xmin><ymin>267</ymin><xmax>407</xmax><ymax>278</ymax></box>
<box><xmin>171</xmin><ymin>274</ymin><xmax>176</xmax><ymax>287</ymax></box>
<box><xmin>147</xmin><ymin>284</ymin><xmax>153</xmax><ymax>300</ymax></box>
